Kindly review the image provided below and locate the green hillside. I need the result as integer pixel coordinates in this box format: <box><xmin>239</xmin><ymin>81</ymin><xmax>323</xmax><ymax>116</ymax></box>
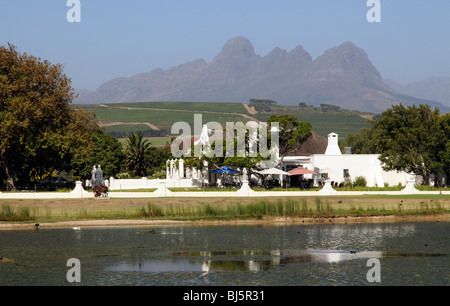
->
<box><xmin>259</xmin><ymin>104</ymin><xmax>372</xmax><ymax>139</ymax></box>
<box><xmin>111</xmin><ymin>101</ymin><xmax>248</xmax><ymax>113</ymax></box>
<box><xmin>75</xmin><ymin>102</ymin><xmax>372</xmax><ymax>140</ymax></box>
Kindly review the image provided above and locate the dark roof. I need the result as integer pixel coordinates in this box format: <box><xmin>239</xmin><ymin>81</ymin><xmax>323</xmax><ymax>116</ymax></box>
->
<box><xmin>283</xmin><ymin>132</ymin><xmax>328</xmax><ymax>156</ymax></box>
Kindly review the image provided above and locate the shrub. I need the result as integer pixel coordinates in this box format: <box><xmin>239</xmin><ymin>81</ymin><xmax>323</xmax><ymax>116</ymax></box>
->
<box><xmin>353</xmin><ymin>176</ymin><xmax>367</xmax><ymax>187</ymax></box>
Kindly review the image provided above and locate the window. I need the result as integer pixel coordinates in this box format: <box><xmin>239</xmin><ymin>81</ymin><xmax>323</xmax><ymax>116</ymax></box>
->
<box><xmin>343</xmin><ymin>169</ymin><xmax>350</xmax><ymax>179</ymax></box>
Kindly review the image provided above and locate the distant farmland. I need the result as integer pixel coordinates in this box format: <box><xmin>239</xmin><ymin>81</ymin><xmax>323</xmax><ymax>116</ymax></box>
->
<box><xmin>74</xmin><ymin>101</ymin><xmax>372</xmax><ymax>141</ymax></box>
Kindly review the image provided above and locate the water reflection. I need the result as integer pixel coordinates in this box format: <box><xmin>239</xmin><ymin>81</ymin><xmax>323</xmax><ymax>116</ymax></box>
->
<box><xmin>281</xmin><ymin>250</ymin><xmax>383</xmax><ymax>264</ymax></box>
<box><xmin>2</xmin><ymin>223</ymin><xmax>448</xmax><ymax>286</ymax></box>
<box><xmin>107</xmin><ymin>249</ymin><xmax>446</xmax><ymax>273</ymax></box>
<box><xmin>303</xmin><ymin>224</ymin><xmax>417</xmax><ymax>250</ymax></box>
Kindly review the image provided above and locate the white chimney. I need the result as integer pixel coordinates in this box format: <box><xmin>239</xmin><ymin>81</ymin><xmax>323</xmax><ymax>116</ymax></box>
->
<box><xmin>325</xmin><ymin>133</ymin><xmax>342</xmax><ymax>155</ymax></box>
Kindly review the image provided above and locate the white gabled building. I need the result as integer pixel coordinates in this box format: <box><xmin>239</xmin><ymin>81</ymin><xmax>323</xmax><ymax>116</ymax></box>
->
<box><xmin>280</xmin><ymin>132</ymin><xmax>410</xmax><ymax>188</ymax></box>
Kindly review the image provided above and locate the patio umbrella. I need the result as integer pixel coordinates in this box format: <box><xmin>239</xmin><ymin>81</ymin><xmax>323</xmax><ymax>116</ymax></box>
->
<box><xmin>257</xmin><ymin>168</ymin><xmax>289</xmax><ymax>175</ymax></box>
<box><xmin>288</xmin><ymin>167</ymin><xmax>317</xmax><ymax>176</ymax></box>
<box><xmin>209</xmin><ymin>167</ymin><xmax>239</xmax><ymax>174</ymax></box>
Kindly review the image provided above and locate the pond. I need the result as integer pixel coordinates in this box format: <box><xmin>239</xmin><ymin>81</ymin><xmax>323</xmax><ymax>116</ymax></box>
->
<box><xmin>0</xmin><ymin>222</ymin><xmax>448</xmax><ymax>286</ymax></box>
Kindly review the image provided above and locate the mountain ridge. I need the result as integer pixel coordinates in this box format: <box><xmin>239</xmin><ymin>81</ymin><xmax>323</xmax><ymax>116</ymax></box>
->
<box><xmin>384</xmin><ymin>77</ymin><xmax>450</xmax><ymax>107</ymax></box>
<box><xmin>75</xmin><ymin>37</ymin><xmax>447</xmax><ymax>113</ymax></box>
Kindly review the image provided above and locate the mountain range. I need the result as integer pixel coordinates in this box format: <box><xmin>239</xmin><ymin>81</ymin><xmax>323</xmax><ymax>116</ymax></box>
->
<box><xmin>75</xmin><ymin>37</ymin><xmax>448</xmax><ymax>113</ymax></box>
<box><xmin>384</xmin><ymin>77</ymin><xmax>450</xmax><ymax>108</ymax></box>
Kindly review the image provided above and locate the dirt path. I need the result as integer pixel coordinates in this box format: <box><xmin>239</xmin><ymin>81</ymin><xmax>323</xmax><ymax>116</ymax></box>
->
<box><xmin>99</xmin><ymin>121</ymin><xmax>160</xmax><ymax>131</ymax></box>
<box><xmin>360</xmin><ymin>114</ymin><xmax>374</xmax><ymax>120</ymax></box>
<box><xmin>1</xmin><ymin>214</ymin><xmax>447</xmax><ymax>231</ymax></box>
<box><xmin>243</xmin><ymin>103</ymin><xmax>258</xmax><ymax>115</ymax></box>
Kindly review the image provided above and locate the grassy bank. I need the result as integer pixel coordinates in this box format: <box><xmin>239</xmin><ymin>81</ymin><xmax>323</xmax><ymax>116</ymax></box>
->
<box><xmin>1</xmin><ymin>196</ymin><xmax>448</xmax><ymax>223</ymax></box>
<box><xmin>0</xmin><ymin>204</ymin><xmax>36</xmax><ymax>222</ymax></box>
<box><xmin>126</xmin><ymin>198</ymin><xmax>448</xmax><ymax>220</ymax></box>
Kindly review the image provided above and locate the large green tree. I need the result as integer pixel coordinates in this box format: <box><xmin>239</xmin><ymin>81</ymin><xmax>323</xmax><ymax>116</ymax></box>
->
<box><xmin>146</xmin><ymin>146</ymin><xmax>172</xmax><ymax>178</ymax></box>
<box><xmin>342</xmin><ymin>128</ymin><xmax>376</xmax><ymax>154</ymax></box>
<box><xmin>267</xmin><ymin>114</ymin><xmax>312</xmax><ymax>165</ymax></box>
<box><xmin>71</xmin><ymin>128</ymin><xmax>125</xmax><ymax>180</ymax></box>
<box><xmin>371</xmin><ymin>104</ymin><xmax>447</xmax><ymax>184</ymax></box>
<box><xmin>0</xmin><ymin>43</ymin><xmax>96</xmax><ymax>190</ymax></box>
<box><xmin>439</xmin><ymin>113</ymin><xmax>450</xmax><ymax>182</ymax></box>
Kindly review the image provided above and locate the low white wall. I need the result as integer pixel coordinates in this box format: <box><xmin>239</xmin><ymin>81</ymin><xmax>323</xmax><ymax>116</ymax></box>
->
<box><xmin>381</xmin><ymin>170</ymin><xmax>408</xmax><ymax>187</ymax></box>
<box><xmin>0</xmin><ymin>182</ymin><xmax>94</xmax><ymax>199</ymax></box>
<box><xmin>108</xmin><ymin>178</ymin><xmax>202</xmax><ymax>190</ymax></box>
<box><xmin>0</xmin><ymin>181</ymin><xmax>447</xmax><ymax>200</ymax></box>
<box><xmin>1</xmin><ymin>189</ymin><xmax>446</xmax><ymax>200</ymax></box>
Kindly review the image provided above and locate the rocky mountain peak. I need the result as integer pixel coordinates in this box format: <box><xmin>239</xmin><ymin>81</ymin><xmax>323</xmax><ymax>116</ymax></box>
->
<box><xmin>213</xmin><ymin>36</ymin><xmax>257</xmax><ymax>62</ymax></box>
<box><xmin>310</xmin><ymin>41</ymin><xmax>382</xmax><ymax>83</ymax></box>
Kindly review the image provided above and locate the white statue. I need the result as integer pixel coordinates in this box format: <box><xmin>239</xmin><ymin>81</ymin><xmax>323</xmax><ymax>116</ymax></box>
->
<box><xmin>96</xmin><ymin>165</ymin><xmax>104</xmax><ymax>186</ymax></box>
<box><xmin>91</xmin><ymin>165</ymin><xmax>97</xmax><ymax>186</ymax></box>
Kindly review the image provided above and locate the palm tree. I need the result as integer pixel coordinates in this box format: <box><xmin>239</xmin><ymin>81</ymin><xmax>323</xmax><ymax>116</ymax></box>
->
<box><xmin>125</xmin><ymin>132</ymin><xmax>151</xmax><ymax>177</ymax></box>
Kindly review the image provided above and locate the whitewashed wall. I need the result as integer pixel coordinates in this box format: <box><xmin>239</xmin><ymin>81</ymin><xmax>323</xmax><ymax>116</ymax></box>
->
<box><xmin>310</xmin><ymin>154</ymin><xmax>407</xmax><ymax>187</ymax></box>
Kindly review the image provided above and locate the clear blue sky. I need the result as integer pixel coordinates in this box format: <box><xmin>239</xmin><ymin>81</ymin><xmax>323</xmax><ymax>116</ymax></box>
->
<box><xmin>1</xmin><ymin>0</ymin><xmax>449</xmax><ymax>90</ymax></box>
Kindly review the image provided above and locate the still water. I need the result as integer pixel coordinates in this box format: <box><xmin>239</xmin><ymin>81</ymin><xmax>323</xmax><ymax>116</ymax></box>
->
<box><xmin>0</xmin><ymin>222</ymin><xmax>448</xmax><ymax>286</ymax></box>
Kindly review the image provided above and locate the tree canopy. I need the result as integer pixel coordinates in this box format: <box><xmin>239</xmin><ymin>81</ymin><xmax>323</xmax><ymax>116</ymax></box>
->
<box><xmin>267</xmin><ymin>114</ymin><xmax>312</xmax><ymax>163</ymax></box>
<box><xmin>71</xmin><ymin>128</ymin><xmax>124</xmax><ymax>180</ymax></box>
<box><xmin>345</xmin><ymin>104</ymin><xmax>449</xmax><ymax>185</ymax></box>
<box><xmin>0</xmin><ymin>43</ymin><xmax>97</xmax><ymax>190</ymax></box>
<box><xmin>0</xmin><ymin>44</ymin><xmax>200</xmax><ymax>188</ymax></box>
<box><xmin>342</xmin><ymin>128</ymin><xmax>376</xmax><ymax>154</ymax></box>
